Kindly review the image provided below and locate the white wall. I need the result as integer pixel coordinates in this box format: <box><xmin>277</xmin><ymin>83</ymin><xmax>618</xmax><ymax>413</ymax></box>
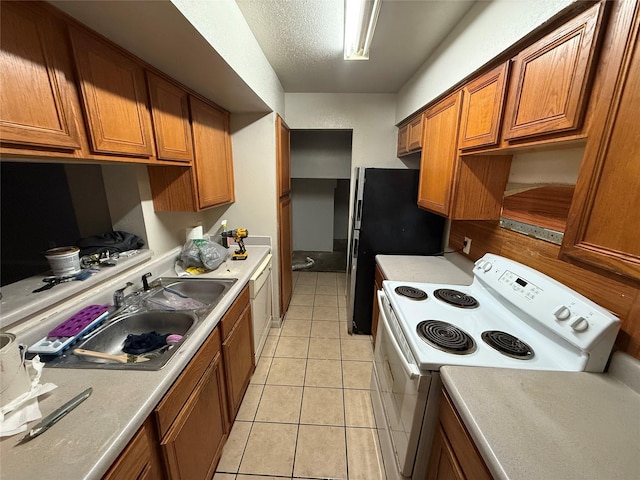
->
<box><xmin>171</xmin><ymin>0</ymin><xmax>285</xmax><ymax>115</ymax></box>
<box><xmin>291</xmin><ymin>131</ymin><xmax>352</xmax><ymax>179</ymax></box>
<box><xmin>396</xmin><ymin>0</ymin><xmax>576</xmax><ymax>122</ymax></box>
<box><xmin>291</xmin><ymin>178</ymin><xmax>336</xmax><ymax>252</ymax></box>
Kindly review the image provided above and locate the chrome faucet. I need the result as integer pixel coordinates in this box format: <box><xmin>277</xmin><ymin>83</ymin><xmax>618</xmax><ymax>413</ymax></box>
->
<box><xmin>142</xmin><ymin>272</ymin><xmax>152</xmax><ymax>291</ymax></box>
<box><xmin>113</xmin><ymin>282</ymin><xmax>134</xmax><ymax>308</ymax></box>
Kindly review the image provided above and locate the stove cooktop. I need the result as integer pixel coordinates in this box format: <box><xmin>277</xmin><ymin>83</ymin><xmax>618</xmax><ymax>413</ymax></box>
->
<box><xmin>380</xmin><ymin>254</ymin><xmax>621</xmax><ymax>373</ymax></box>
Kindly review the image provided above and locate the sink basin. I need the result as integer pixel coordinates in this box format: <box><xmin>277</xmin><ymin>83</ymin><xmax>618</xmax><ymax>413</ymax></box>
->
<box><xmin>44</xmin><ymin>277</ymin><xmax>237</xmax><ymax>371</ymax></box>
<box><xmin>145</xmin><ymin>277</ymin><xmax>237</xmax><ymax>312</ymax></box>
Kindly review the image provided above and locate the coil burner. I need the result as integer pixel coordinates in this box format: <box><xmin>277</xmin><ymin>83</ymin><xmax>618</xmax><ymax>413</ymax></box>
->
<box><xmin>481</xmin><ymin>331</ymin><xmax>534</xmax><ymax>360</ymax></box>
<box><xmin>416</xmin><ymin>320</ymin><xmax>476</xmax><ymax>355</ymax></box>
<box><xmin>433</xmin><ymin>289</ymin><xmax>479</xmax><ymax>309</ymax></box>
<box><xmin>394</xmin><ymin>286</ymin><xmax>428</xmax><ymax>301</ymax></box>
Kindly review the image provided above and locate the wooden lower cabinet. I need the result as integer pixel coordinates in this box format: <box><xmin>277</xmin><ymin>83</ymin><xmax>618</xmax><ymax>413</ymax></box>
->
<box><xmin>102</xmin><ymin>419</ymin><xmax>162</xmax><ymax>480</ymax></box>
<box><xmin>426</xmin><ymin>389</ymin><xmax>492</xmax><ymax>480</ymax></box>
<box><xmin>222</xmin><ymin>302</ymin><xmax>255</xmax><ymax>422</ymax></box>
<box><xmin>371</xmin><ymin>264</ymin><xmax>385</xmax><ymax>345</ymax></box>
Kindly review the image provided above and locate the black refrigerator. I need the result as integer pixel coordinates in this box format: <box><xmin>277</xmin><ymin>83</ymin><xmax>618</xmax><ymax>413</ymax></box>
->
<box><xmin>347</xmin><ymin>168</ymin><xmax>445</xmax><ymax>334</ymax></box>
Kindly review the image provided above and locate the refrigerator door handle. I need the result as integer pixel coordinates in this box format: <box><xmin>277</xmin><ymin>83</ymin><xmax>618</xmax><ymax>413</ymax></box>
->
<box><xmin>356</xmin><ymin>199</ymin><xmax>362</xmax><ymax>222</ymax></box>
<box><xmin>352</xmin><ymin>237</ymin><xmax>359</xmax><ymax>258</ymax></box>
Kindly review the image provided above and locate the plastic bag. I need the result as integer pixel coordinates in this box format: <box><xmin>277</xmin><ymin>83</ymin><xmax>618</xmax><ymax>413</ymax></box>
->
<box><xmin>178</xmin><ymin>238</ymin><xmax>229</xmax><ymax>272</ymax></box>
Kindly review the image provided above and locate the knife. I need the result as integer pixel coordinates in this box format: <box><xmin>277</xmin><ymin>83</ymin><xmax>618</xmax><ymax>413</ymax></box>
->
<box><xmin>15</xmin><ymin>387</ymin><xmax>92</xmax><ymax>445</ymax></box>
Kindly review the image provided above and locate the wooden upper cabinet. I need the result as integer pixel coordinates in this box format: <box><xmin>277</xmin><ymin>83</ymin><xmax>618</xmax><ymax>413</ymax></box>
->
<box><xmin>561</xmin><ymin>1</ymin><xmax>640</xmax><ymax>283</ymax></box>
<box><xmin>0</xmin><ymin>2</ymin><xmax>81</xmax><ymax>150</ymax></box>
<box><xmin>276</xmin><ymin>115</ymin><xmax>291</xmax><ymax>197</ymax></box>
<box><xmin>418</xmin><ymin>91</ymin><xmax>463</xmax><ymax>216</ymax></box>
<box><xmin>190</xmin><ymin>96</ymin><xmax>234</xmax><ymax>209</ymax></box>
<box><xmin>397</xmin><ymin>114</ymin><xmax>424</xmax><ymax>156</ymax></box>
<box><xmin>459</xmin><ymin>62</ymin><xmax>509</xmax><ymax>150</ymax></box>
<box><xmin>503</xmin><ymin>2</ymin><xmax>606</xmax><ymax>141</ymax></box>
<box><xmin>147</xmin><ymin>72</ymin><xmax>193</xmax><ymax>163</ymax></box>
<box><xmin>397</xmin><ymin>124</ymin><xmax>409</xmax><ymax>156</ymax></box>
<box><xmin>68</xmin><ymin>26</ymin><xmax>154</xmax><ymax>156</ymax></box>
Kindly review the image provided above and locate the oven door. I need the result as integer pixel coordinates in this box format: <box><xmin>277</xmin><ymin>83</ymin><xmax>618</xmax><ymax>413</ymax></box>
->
<box><xmin>373</xmin><ymin>290</ymin><xmax>431</xmax><ymax>477</ymax></box>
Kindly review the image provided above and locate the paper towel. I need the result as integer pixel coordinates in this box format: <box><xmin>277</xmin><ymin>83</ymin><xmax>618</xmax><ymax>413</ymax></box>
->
<box><xmin>185</xmin><ymin>225</ymin><xmax>203</xmax><ymax>241</ymax></box>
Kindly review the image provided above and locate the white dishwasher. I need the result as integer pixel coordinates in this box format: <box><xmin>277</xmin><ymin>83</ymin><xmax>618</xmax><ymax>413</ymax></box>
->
<box><xmin>250</xmin><ymin>254</ymin><xmax>272</xmax><ymax>360</ymax></box>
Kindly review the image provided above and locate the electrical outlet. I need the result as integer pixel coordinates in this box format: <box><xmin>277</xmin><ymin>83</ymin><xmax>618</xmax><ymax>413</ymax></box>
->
<box><xmin>463</xmin><ymin>237</ymin><xmax>472</xmax><ymax>255</ymax></box>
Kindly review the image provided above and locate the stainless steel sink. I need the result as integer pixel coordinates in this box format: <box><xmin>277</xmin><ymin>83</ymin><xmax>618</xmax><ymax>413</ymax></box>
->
<box><xmin>45</xmin><ymin>277</ymin><xmax>237</xmax><ymax>371</ymax></box>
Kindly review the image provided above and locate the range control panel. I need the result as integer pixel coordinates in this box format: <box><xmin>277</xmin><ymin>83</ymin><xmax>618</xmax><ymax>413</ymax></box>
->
<box><xmin>473</xmin><ymin>254</ymin><xmax>620</xmax><ymax>351</ymax></box>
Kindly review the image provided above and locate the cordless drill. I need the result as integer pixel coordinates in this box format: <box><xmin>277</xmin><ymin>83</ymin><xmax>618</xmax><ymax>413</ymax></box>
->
<box><xmin>221</xmin><ymin>228</ymin><xmax>248</xmax><ymax>260</ymax></box>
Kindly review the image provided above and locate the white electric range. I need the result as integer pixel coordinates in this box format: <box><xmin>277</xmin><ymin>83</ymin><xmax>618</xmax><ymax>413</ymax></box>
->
<box><xmin>370</xmin><ymin>253</ymin><xmax>620</xmax><ymax>480</ymax></box>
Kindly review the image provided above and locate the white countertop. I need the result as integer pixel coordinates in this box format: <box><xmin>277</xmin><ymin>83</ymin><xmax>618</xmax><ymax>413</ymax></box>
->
<box><xmin>441</xmin><ymin>353</ymin><xmax>640</xmax><ymax>480</ymax></box>
<box><xmin>376</xmin><ymin>252</ymin><xmax>475</xmax><ymax>284</ymax></box>
<box><xmin>0</xmin><ymin>245</ymin><xmax>270</xmax><ymax>480</ymax></box>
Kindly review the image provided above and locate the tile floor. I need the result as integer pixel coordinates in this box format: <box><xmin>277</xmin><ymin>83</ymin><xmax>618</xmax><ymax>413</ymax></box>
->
<box><xmin>214</xmin><ymin>271</ymin><xmax>386</xmax><ymax>480</ymax></box>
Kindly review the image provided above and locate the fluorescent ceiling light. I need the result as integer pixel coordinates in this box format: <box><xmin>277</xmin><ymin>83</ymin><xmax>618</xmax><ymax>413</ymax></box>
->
<box><xmin>344</xmin><ymin>0</ymin><xmax>382</xmax><ymax>60</ymax></box>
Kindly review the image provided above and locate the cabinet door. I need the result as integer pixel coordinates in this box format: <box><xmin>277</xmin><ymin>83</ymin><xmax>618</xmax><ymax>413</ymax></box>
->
<box><xmin>68</xmin><ymin>26</ymin><xmax>154</xmax><ymax>156</ymax></box>
<box><xmin>426</xmin><ymin>426</ymin><xmax>465</xmax><ymax>480</ymax></box>
<box><xmin>406</xmin><ymin>114</ymin><xmax>424</xmax><ymax>152</ymax></box>
<box><xmin>147</xmin><ymin>72</ymin><xmax>193</xmax><ymax>163</ymax></box>
<box><xmin>278</xmin><ymin>195</ymin><xmax>293</xmax><ymax>316</ymax></box>
<box><xmin>160</xmin><ymin>352</ymin><xmax>228</xmax><ymax>480</ymax></box>
<box><xmin>190</xmin><ymin>96</ymin><xmax>235</xmax><ymax>209</ymax></box>
<box><xmin>417</xmin><ymin>91</ymin><xmax>463</xmax><ymax>216</ymax></box>
<box><xmin>103</xmin><ymin>420</ymin><xmax>162</xmax><ymax>480</ymax></box>
<box><xmin>0</xmin><ymin>2</ymin><xmax>81</xmax><ymax>150</ymax></box>
<box><xmin>276</xmin><ymin>115</ymin><xmax>291</xmax><ymax>197</ymax></box>
<box><xmin>503</xmin><ymin>3</ymin><xmax>605</xmax><ymax>141</ymax></box>
<box><xmin>459</xmin><ymin>62</ymin><xmax>509</xmax><ymax>150</ymax></box>
<box><xmin>561</xmin><ymin>2</ymin><xmax>640</xmax><ymax>282</ymax></box>
<box><xmin>397</xmin><ymin>124</ymin><xmax>409</xmax><ymax>156</ymax></box>
<box><xmin>223</xmin><ymin>305</ymin><xmax>255</xmax><ymax>422</ymax></box>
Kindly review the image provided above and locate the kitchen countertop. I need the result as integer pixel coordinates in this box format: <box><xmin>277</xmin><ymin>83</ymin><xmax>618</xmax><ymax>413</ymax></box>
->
<box><xmin>441</xmin><ymin>352</ymin><xmax>640</xmax><ymax>480</ymax></box>
<box><xmin>376</xmin><ymin>252</ymin><xmax>475</xmax><ymax>284</ymax></box>
<box><xmin>0</xmin><ymin>245</ymin><xmax>270</xmax><ymax>480</ymax></box>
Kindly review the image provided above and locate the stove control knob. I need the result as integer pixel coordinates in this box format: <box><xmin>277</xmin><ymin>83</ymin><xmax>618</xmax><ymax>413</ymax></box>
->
<box><xmin>482</xmin><ymin>262</ymin><xmax>493</xmax><ymax>272</ymax></box>
<box><xmin>553</xmin><ymin>305</ymin><xmax>571</xmax><ymax>321</ymax></box>
<box><xmin>570</xmin><ymin>316</ymin><xmax>589</xmax><ymax>332</ymax></box>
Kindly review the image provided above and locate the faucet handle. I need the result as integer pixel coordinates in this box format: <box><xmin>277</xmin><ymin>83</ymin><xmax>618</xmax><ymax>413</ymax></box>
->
<box><xmin>142</xmin><ymin>272</ymin><xmax>152</xmax><ymax>291</ymax></box>
<box><xmin>113</xmin><ymin>282</ymin><xmax>134</xmax><ymax>308</ymax></box>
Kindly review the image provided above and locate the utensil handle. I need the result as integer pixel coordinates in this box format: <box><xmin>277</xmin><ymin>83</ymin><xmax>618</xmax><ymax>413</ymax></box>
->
<box><xmin>73</xmin><ymin>348</ymin><xmax>127</xmax><ymax>363</ymax></box>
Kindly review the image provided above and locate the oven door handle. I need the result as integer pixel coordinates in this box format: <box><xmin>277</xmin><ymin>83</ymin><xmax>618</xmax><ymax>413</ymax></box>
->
<box><xmin>377</xmin><ymin>291</ymin><xmax>421</xmax><ymax>380</ymax></box>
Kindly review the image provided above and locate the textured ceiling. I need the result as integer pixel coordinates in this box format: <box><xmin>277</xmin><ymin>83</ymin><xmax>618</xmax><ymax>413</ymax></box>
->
<box><xmin>236</xmin><ymin>0</ymin><xmax>476</xmax><ymax>93</ymax></box>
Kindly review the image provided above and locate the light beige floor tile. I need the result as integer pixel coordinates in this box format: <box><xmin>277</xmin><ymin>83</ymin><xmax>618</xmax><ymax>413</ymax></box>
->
<box><xmin>341</xmin><ymin>337</ymin><xmax>373</xmax><ymax>361</ymax></box>
<box><xmin>316</xmin><ymin>274</ymin><xmax>338</xmax><ymax>286</ymax></box>
<box><xmin>274</xmin><ymin>336</ymin><xmax>309</xmax><ymax>358</ymax></box>
<box><xmin>266</xmin><ymin>357</ymin><xmax>306</xmax><ymax>386</ymax></box>
<box><xmin>314</xmin><ymin>295</ymin><xmax>338</xmax><ymax>307</ymax></box>
<box><xmin>261</xmin><ymin>336</ymin><xmax>278</xmax><ymax>357</ymax></box>
<box><xmin>339</xmin><ymin>321</ymin><xmax>350</xmax><ymax>338</ymax></box>
<box><xmin>299</xmin><ymin>387</ymin><xmax>344</xmax><ymax>426</ymax></box>
<box><xmin>290</xmin><ymin>293</ymin><xmax>315</xmax><ymax>306</ymax></box>
<box><xmin>344</xmin><ymin>389</ymin><xmax>376</xmax><ymax>427</ymax></box>
<box><xmin>338</xmin><ymin>294</ymin><xmax>346</xmax><ymax>308</ymax></box>
<box><xmin>235</xmin><ymin>384</ymin><xmax>264</xmax><ymax>421</ymax></box>
<box><xmin>312</xmin><ymin>306</ymin><xmax>340</xmax><ymax>321</ymax></box>
<box><xmin>310</xmin><ymin>321</ymin><xmax>341</xmax><ymax>339</ymax></box>
<box><xmin>294</xmin><ymin>284</ymin><xmax>316</xmax><ymax>295</ymax></box>
<box><xmin>315</xmin><ymin>284</ymin><xmax>338</xmax><ymax>295</ymax></box>
<box><xmin>338</xmin><ymin>307</ymin><xmax>348</xmax><ymax>321</ymax></box>
<box><xmin>305</xmin><ymin>359</ymin><xmax>343</xmax><ymax>388</ymax></box>
<box><xmin>236</xmin><ymin>476</ymin><xmax>284</xmax><ymax>480</ymax></box>
<box><xmin>285</xmin><ymin>305</ymin><xmax>313</xmax><ymax>320</ymax></box>
<box><xmin>346</xmin><ymin>427</ymin><xmax>385</xmax><ymax>480</ymax></box>
<box><xmin>250</xmin><ymin>355</ymin><xmax>272</xmax><ymax>385</ymax></box>
<box><xmin>238</xmin><ymin>422</ymin><xmax>297</xmax><ymax>477</ymax></box>
<box><xmin>213</xmin><ymin>473</ymin><xmax>236</xmax><ymax>480</ymax></box>
<box><xmin>308</xmin><ymin>337</ymin><xmax>341</xmax><ymax>359</ymax></box>
<box><xmin>254</xmin><ymin>385</ymin><xmax>303</xmax><ymax>423</ymax></box>
<box><xmin>216</xmin><ymin>420</ymin><xmax>252</xmax><ymax>473</ymax></box>
<box><xmin>296</xmin><ymin>273</ymin><xmax>318</xmax><ymax>286</ymax></box>
<box><xmin>267</xmin><ymin>325</ymin><xmax>281</xmax><ymax>336</ymax></box>
<box><xmin>280</xmin><ymin>319</ymin><xmax>311</xmax><ymax>337</ymax></box>
<box><xmin>342</xmin><ymin>360</ymin><xmax>373</xmax><ymax>389</ymax></box>
<box><xmin>293</xmin><ymin>425</ymin><xmax>347</xmax><ymax>479</ymax></box>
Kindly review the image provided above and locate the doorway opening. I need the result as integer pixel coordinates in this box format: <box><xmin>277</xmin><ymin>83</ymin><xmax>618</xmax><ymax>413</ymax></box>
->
<box><xmin>289</xmin><ymin>130</ymin><xmax>352</xmax><ymax>272</ymax></box>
